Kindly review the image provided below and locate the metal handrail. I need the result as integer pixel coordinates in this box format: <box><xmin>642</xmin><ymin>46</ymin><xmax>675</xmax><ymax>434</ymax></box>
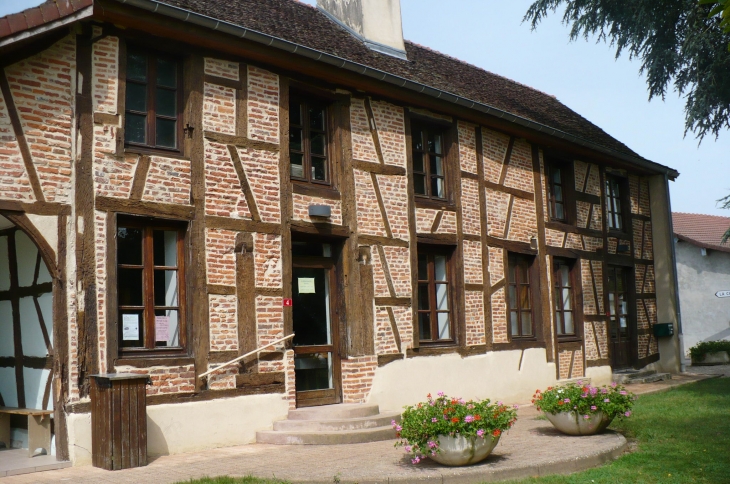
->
<box><xmin>198</xmin><ymin>333</ymin><xmax>295</xmax><ymax>379</ymax></box>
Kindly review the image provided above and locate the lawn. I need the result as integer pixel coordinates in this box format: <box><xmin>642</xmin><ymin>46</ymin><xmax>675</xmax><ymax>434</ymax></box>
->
<box><xmin>176</xmin><ymin>378</ymin><xmax>730</xmax><ymax>484</ymax></box>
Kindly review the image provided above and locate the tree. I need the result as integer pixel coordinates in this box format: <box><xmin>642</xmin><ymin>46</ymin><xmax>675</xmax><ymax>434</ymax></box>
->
<box><xmin>524</xmin><ymin>0</ymin><xmax>730</xmax><ymax>140</ymax></box>
<box><xmin>524</xmin><ymin>1</ymin><xmax>730</xmax><ymax>243</ymax></box>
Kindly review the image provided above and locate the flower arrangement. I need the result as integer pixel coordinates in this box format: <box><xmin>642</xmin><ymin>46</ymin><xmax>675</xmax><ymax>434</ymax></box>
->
<box><xmin>532</xmin><ymin>381</ymin><xmax>635</xmax><ymax>420</ymax></box>
<box><xmin>393</xmin><ymin>392</ymin><xmax>517</xmax><ymax>464</ymax></box>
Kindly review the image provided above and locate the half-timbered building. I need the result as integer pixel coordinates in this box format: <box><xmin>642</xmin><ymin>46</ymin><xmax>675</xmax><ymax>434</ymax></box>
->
<box><xmin>0</xmin><ymin>0</ymin><xmax>682</xmax><ymax>464</ymax></box>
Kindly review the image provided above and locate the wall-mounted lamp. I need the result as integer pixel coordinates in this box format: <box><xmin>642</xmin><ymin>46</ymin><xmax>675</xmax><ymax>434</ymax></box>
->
<box><xmin>529</xmin><ymin>236</ymin><xmax>538</xmax><ymax>250</ymax></box>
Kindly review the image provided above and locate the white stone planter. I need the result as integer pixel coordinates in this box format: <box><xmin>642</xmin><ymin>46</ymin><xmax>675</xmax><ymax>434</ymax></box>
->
<box><xmin>429</xmin><ymin>434</ymin><xmax>500</xmax><ymax>466</ymax></box>
<box><xmin>692</xmin><ymin>351</ymin><xmax>730</xmax><ymax>366</ymax></box>
<box><xmin>544</xmin><ymin>411</ymin><xmax>613</xmax><ymax>436</ymax></box>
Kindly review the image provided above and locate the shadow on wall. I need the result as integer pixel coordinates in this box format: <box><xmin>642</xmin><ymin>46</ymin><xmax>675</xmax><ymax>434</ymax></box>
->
<box><xmin>146</xmin><ymin>417</ymin><xmax>170</xmax><ymax>457</ymax></box>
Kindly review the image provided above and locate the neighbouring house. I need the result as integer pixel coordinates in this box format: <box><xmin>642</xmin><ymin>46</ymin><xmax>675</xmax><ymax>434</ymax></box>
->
<box><xmin>0</xmin><ymin>0</ymin><xmax>682</xmax><ymax>466</ymax></box>
<box><xmin>672</xmin><ymin>212</ymin><xmax>730</xmax><ymax>365</ymax></box>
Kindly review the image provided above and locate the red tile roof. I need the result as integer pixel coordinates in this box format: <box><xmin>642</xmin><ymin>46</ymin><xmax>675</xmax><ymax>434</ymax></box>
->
<box><xmin>672</xmin><ymin>212</ymin><xmax>730</xmax><ymax>253</ymax></box>
<box><xmin>0</xmin><ymin>0</ymin><xmax>92</xmax><ymax>39</ymax></box>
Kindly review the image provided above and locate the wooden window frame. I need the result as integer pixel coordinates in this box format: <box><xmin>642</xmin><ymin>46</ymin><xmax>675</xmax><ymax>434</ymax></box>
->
<box><xmin>124</xmin><ymin>46</ymin><xmax>184</xmax><ymax>155</ymax></box>
<box><xmin>411</xmin><ymin>122</ymin><xmax>449</xmax><ymax>202</ymax></box>
<box><xmin>289</xmin><ymin>95</ymin><xmax>333</xmax><ymax>187</ymax></box>
<box><xmin>506</xmin><ymin>253</ymin><xmax>539</xmax><ymax>340</ymax></box>
<box><xmin>116</xmin><ymin>216</ymin><xmax>188</xmax><ymax>358</ymax></box>
<box><xmin>546</xmin><ymin>158</ymin><xmax>575</xmax><ymax>224</ymax></box>
<box><xmin>605</xmin><ymin>174</ymin><xmax>627</xmax><ymax>233</ymax></box>
<box><xmin>553</xmin><ymin>258</ymin><xmax>582</xmax><ymax>342</ymax></box>
<box><xmin>416</xmin><ymin>246</ymin><xmax>456</xmax><ymax>345</ymax></box>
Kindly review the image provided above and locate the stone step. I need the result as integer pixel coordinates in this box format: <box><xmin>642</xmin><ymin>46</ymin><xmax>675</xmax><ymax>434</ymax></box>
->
<box><xmin>256</xmin><ymin>425</ymin><xmax>397</xmax><ymax>445</ymax></box>
<box><xmin>286</xmin><ymin>403</ymin><xmax>381</xmax><ymax>421</ymax></box>
<box><xmin>624</xmin><ymin>372</ymin><xmax>672</xmax><ymax>384</ymax></box>
<box><xmin>273</xmin><ymin>411</ymin><xmax>400</xmax><ymax>432</ymax></box>
<box><xmin>612</xmin><ymin>369</ymin><xmax>656</xmax><ymax>384</ymax></box>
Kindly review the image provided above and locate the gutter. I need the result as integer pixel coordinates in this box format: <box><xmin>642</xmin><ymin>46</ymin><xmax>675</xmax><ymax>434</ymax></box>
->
<box><xmin>113</xmin><ymin>0</ymin><xmax>679</xmax><ymax>179</ymax></box>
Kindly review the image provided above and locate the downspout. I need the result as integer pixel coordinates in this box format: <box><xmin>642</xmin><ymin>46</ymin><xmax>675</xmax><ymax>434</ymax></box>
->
<box><xmin>111</xmin><ymin>0</ymin><xmax>679</xmax><ymax>179</ymax></box>
<box><xmin>664</xmin><ymin>173</ymin><xmax>685</xmax><ymax>370</ymax></box>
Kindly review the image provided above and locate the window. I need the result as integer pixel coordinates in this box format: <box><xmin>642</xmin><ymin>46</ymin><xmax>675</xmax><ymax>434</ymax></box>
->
<box><xmin>507</xmin><ymin>254</ymin><xmax>535</xmax><ymax>338</ymax></box>
<box><xmin>605</xmin><ymin>175</ymin><xmax>624</xmax><ymax>231</ymax></box>
<box><xmin>290</xmin><ymin>97</ymin><xmax>329</xmax><ymax>184</ymax></box>
<box><xmin>125</xmin><ymin>49</ymin><xmax>181</xmax><ymax>150</ymax></box>
<box><xmin>411</xmin><ymin>124</ymin><xmax>446</xmax><ymax>200</ymax></box>
<box><xmin>117</xmin><ymin>218</ymin><xmax>186</xmax><ymax>354</ymax></box>
<box><xmin>547</xmin><ymin>163</ymin><xmax>567</xmax><ymax>221</ymax></box>
<box><xmin>553</xmin><ymin>259</ymin><xmax>576</xmax><ymax>337</ymax></box>
<box><xmin>417</xmin><ymin>249</ymin><xmax>453</xmax><ymax>342</ymax></box>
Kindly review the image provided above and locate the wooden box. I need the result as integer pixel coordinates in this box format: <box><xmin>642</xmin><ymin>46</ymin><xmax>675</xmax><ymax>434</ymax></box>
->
<box><xmin>90</xmin><ymin>373</ymin><xmax>150</xmax><ymax>470</ymax></box>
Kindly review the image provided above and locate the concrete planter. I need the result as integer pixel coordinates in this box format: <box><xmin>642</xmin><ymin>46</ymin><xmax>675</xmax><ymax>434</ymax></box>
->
<box><xmin>429</xmin><ymin>434</ymin><xmax>500</xmax><ymax>466</ymax></box>
<box><xmin>544</xmin><ymin>411</ymin><xmax>614</xmax><ymax>436</ymax></box>
<box><xmin>691</xmin><ymin>351</ymin><xmax>730</xmax><ymax>366</ymax></box>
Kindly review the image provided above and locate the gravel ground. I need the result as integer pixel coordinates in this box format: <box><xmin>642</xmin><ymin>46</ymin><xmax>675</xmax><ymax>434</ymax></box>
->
<box><xmin>684</xmin><ymin>364</ymin><xmax>730</xmax><ymax>377</ymax></box>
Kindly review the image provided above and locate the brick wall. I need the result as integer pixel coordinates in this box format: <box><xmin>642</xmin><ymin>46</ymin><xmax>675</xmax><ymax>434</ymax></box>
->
<box><xmin>254</xmin><ymin>233</ymin><xmax>282</xmax><ymax>289</ymax></box>
<box><xmin>0</xmin><ymin>89</ymin><xmax>34</xmax><ymax>200</ymax></box>
<box><xmin>292</xmin><ymin>192</ymin><xmax>343</xmax><ymax>225</ymax></box>
<box><xmin>458</xmin><ymin>121</ymin><xmax>477</xmax><ymax>174</ymax></box>
<box><xmin>206</xmin><ymin>228</ymin><xmax>237</xmax><ymax>286</ymax></box>
<box><xmin>247</xmin><ymin>66</ymin><xmax>279</xmax><ymax>143</ymax></box>
<box><xmin>141</xmin><ymin>156</ymin><xmax>191</xmax><ymax>205</ymax></box>
<box><xmin>341</xmin><ymin>356</ymin><xmax>377</xmax><ymax>404</ymax></box>
<box><xmin>205</xmin><ymin>57</ymin><xmax>239</xmax><ymax>80</ymax></box>
<box><xmin>209</xmin><ymin>294</ymin><xmax>238</xmax><ymax>352</ymax></box>
<box><xmin>482</xmin><ymin>128</ymin><xmax>510</xmax><ymax>183</ymax></box>
<box><xmin>462</xmin><ymin>240</ymin><xmax>482</xmax><ymax>285</ymax></box>
<box><xmin>465</xmin><ymin>291</ymin><xmax>486</xmax><ymax>346</ymax></box>
<box><xmin>203</xmin><ymin>82</ymin><xmax>236</xmax><ymax>135</ymax></box>
<box><xmin>92</xmin><ymin>35</ymin><xmax>118</xmax><ymax>114</ymax></box>
<box><xmin>371</xmin><ymin>101</ymin><xmax>406</xmax><ymax>168</ymax></box>
<box><xmin>205</xmin><ymin>140</ymin><xmax>252</xmax><ymax>218</ymax></box>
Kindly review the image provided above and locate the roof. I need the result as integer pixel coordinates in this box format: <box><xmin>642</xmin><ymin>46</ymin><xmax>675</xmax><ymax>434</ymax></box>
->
<box><xmin>0</xmin><ymin>0</ymin><xmax>92</xmax><ymax>38</ymax></box>
<box><xmin>0</xmin><ymin>0</ymin><xmax>679</xmax><ymax>177</ymax></box>
<box><xmin>672</xmin><ymin>212</ymin><xmax>730</xmax><ymax>254</ymax></box>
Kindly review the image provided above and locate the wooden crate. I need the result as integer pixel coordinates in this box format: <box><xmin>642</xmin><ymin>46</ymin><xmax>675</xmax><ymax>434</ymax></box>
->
<box><xmin>90</xmin><ymin>374</ymin><xmax>150</xmax><ymax>470</ymax></box>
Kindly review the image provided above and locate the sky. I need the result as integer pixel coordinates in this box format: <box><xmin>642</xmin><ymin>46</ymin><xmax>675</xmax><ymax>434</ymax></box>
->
<box><xmin>3</xmin><ymin>0</ymin><xmax>729</xmax><ymax>216</ymax></box>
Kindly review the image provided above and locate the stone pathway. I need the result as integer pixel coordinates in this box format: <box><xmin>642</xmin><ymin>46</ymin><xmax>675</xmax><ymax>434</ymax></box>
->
<box><xmin>2</xmin><ymin>371</ymin><xmax>724</xmax><ymax>484</ymax></box>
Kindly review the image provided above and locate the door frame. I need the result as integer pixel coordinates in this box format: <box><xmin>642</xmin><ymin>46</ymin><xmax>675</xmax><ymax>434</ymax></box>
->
<box><xmin>291</xmin><ymin>254</ymin><xmax>342</xmax><ymax>407</ymax></box>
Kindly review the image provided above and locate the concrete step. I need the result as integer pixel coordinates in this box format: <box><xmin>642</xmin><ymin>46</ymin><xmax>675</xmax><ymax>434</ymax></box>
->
<box><xmin>287</xmin><ymin>403</ymin><xmax>381</xmax><ymax>421</ymax></box>
<box><xmin>273</xmin><ymin>411</ymin><xmax>401</xmax><ymax>432</ymax></box>
<box><xmin>625</xmin><ymin>373</ymin><xmax>672</xmax><ymax>384</ymax></box>
<box><xmin>612</xmin><ymin>369</ymin><xmax>656</xmax><ymax>384</ymax></box>
<box><xmin>256</xmin><ymin>425</ymin><xmax>397</xmax><ymax>445</ymax></box>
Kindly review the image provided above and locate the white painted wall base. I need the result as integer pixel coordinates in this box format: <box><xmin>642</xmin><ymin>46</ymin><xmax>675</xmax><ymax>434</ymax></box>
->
<box><xmin>585</xmin><ymin>365</ymin><xmax>613</xmax><ymax>386</ymax></box>
<box><xmin>65</xmin><ymin>393</ymin><xmax>290</xmax><ymax>466</ymax></box>
<box><xmin>366</xmin><ymin>349</ymin><xmax>559</xmax><ymax>412</ymax></box>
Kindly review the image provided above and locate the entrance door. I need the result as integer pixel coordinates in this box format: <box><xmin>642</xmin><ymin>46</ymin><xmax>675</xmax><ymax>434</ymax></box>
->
<box><xmin>607</xmin><ymin>266</ymin><xmax>633</xmax><ymax>369</ymax></box>
<box><xmin>292</xmin><ymin>241</ymin><xmax>341</xmax><ymax>407</ymax></box>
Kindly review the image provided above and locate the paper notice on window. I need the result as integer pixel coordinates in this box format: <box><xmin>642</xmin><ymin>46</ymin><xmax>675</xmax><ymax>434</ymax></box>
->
<box><xmin>298</xmin><ymin>277</ymin><xmax>316</xmax><ymax>294</ymax></box>
<box><xmin>155</xmin><ymin>316</ymin><xmax>170</xmax><ymax>342</ymax></box>
<box><xmin>122</xmin><ymin>314</ymin><xmax>139</xmax><ymax>341</ymax></box>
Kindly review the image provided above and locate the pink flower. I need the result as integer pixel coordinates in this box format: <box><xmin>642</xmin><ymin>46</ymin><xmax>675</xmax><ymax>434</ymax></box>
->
<box><xmin>604</xmin><ymin>398</ymin><xmax>610</xmax><ymax>403</ymax></box>
<box><xmin>601</xmin><ymin>388</ymin><xmax>608</xmax><ymax>394</ymax></box>
<box><xmin>431</xmin><ymin>451</ymin><xmax>436</xmax><ymax>456</ymax></box>
<box><xmin>513</xmin><ymin>404</ymin><xmax>519</xmax><ymax>409</ymax></box>
<box><xmin>624</xmin><ymin>411</ymin><xmax>631</xmax><ymax>417</ymax></box>
<box><xmin>411</xmin><ymin>456</ymin><xmax>421</xmax><ymax>464</ymax></box>
<box><xmin>620</xmin><ymin>391</ymin><xmax>627</xmax><ymax>395</ymax></box>
<box><xmin>405</xmin><ymin>445</ymin><xmax>412</xmax><ymax>453</ymax></box>
<box><xmin>391</xmin><ymin>419</ymin><xmax>397</xmax><ymax>427</ymax></box>
<box><xmin>432</xmin><ymin>418</ymin><xmax>438</xmax><ymax>423</ymax></box>
<box><xmin>611</xmin><ymin>382</ymin><xmax>618</xmax><ymax>388</ymax></box>
<box><xmin>584</xmin><ymin>415</ymin><xmax>590</xmax><ymax>419</ymax></box>
<box><xmin>591</xmin><ymin>406</ymin><xmax>597</xmax><ymax>411</ymax></box>
<box><xmin>564</xmin><ymin>398</ymin><xmax>571</xmax><ymax>403</ymax></box>
<box><xmin>464</xmin><ymin>415</ymin><xmax>474</xmax><ymax>423</ymax></box>
<box><xmin>395</xmin><ymin>425</ymin><xmax>402</xmax><ymax>431</ymax></box>
<box><xmin>437</xmin><ymin>391</ymin><xmax>445</xmax><ymax>397</ymax></box>
<box><xmin>477</xmin><ymin>429</ymin><xmax>485</xmax><ymax>437</ymax></box>
<box><xmin>428</xmin><ymin>440</ymin><xmax>438</xmax><ymax>449</ymax></box>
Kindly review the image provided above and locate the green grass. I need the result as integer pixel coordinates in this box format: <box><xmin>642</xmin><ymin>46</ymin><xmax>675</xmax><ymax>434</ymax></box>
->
<box><xmin>176</xmin><ymin>379</ymin><xmax>730</xmax><ymax>484</ymax></box>
<box><xmin>506</xmin><ymin>377</ymin><xmax>730</xmax><ymax>484</ymax></box>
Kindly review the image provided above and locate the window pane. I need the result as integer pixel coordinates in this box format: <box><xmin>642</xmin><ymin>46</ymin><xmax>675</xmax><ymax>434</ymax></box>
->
<box><xmin>412</xmin><ymin>129</ymin><xmax>423</xmax><ymax>151</ymax></box>
<box><xmin>309</xmin><ymin>107</ymin><xmax>325</xmax><ymax>131</ymax></box>
<box><xmin>437</xmin><ymin>313</ymin><xmax>450</xmax><ymax>339</ymax></box>
<box><xmin>156</xmin><ymin>58</ymin><xmax>177</xmax><ymax>88</ymax></box>
<box><xmin>126</xmin><ymin>82</ymin><xmax>147</xmax><ymax>112</ymax></box>
<box><xmin>156</xmin><ymin>88</ymin><xmax>176</xmax><ymax>117</ymax></box>
<box><xmin>433</xmin><ymin>134</ymin><xmax>442</xmax><ymax>155</ymax></box>
<box><xmin>414</xmin><ymin>174</ymin><xmax>426</xmax><ymax>195</ymax></box>
<box><xmin>154</xmin><ymin>309</ymin><xmax>180</xmax><ymax>347</ymax></box>
<box><xmin>290</xmin><ymin>101</ymin><xmax>301</xmax><ymax>125</ymax></box>
<box><xmin>551</xmin><ymin>167</ymin><xmax>561</xmax><ymax>184</ymax></box>
<box><xmin>418</xmin><ymin>254</ymin><xmax>428</xmax><ymax>280</ymax></box>
<box><xmin>519</xmin><ymin>286</ymin><xmax>530</xmax><ymax>309</ymax></box>
<box><xmin>153</xmin><ymin>230</ymin><xmax>178</xmax><ymax>266</ymax></box>
<box><xmin>431</xmin><ymin>156</ymin><xmax>443</xmax><ymax>176</ymax></box>
<box><xmin>521</xmin><ymin>311</ymin><xmax>532</xmax><ymax>336</ymax></box>
<box><xmin>510</xmin><ymin>312</ymin><xmax>519</xmax><ymax>336</ymax></box>
<box><xmin>418</xmin><ymin>312</ymin><xmax>431</xmax><ymax>340</ymax></box>
<box><xmin>608</xmin><ymin>293</ymin><xmax>616</xmax><ymax>314</ymax></box>
<box><xmin>118</xmin><ymin>269</ymin><xmax>143</xmax><ymax>306</ymax></box>
<box><xmin>553</xmin><ymin>184</ymin><xmax>563</xmax><ymax>203</ymax></box>
<box><xmin>508</xmin><ymin>262</ymin><xmax>516</xmax><ymax>283</ymax></box>
<box><xmin>560</xmin><ymin>265</ymin><xmax>570</xmax><ymax>285</ymax></box>
<box><xmin>311</xmin><ymin>157</ymin><xmax>327</xmax><ymax>181</ymax></box>
<box><xmin>290</xmin><ymin>128</ymin><xmax>302</xmax><ymax>151</ymax></box>
<box><xmin>561</xmin><ymin>288</ymin><xmax>572</xmax><ymax>310</ymax></box>
<box><xmin>117</xmin><ymin>227</ymin><xmax>143</xmax><ymax>265</ymax></box>
<box><xmin>555</xmin><ymin>202</ymin><xmax>565</xmax><ymax>220</ymax></box>
<box><xmin>125</xmin><ymin>113</ymin><xmax>146</xmax><ymax>144</ymax></box>
<box><xmin>311</xmin><ymin>133</ymin><xmax>326</xmax><ymax>156</ymax></box>
<box><xmin>127</xmin><ymin>53</ymin><xmax>147</xmax><ymax>82</ymax></box>
<box><xmin>120</xmin><ymin>310</ymin><xmax>144</xmax><ymax>348</ymax></box>
<box><xmin>294</xmin><ymin>353</ymin><xmax>333</xmax><ymax>391</ymax></box>
<box><xmin>434</xmin><ymin>255</ymin><xmax>447</xmax><ymax>281</ymax></box>
<box><xmin>418</xmin><ymin>284</ymin><xmax>430</xmax><ymax>310</ymax></box>
<box><xmin>564</xmin><ymin>311</ymin><xmax>574</xmax><ymax>334</ymax></box>
<box><xmin>519</xmin><ymin>262</ymin><xmax>529</xmax><ymax>283</ymax></box>
<box><xmin>290</xmin><ymin>152</ymin><xmax>304</xmax><ymax>178</ymax></box>
<box><xmin>154</xmin><ymin>270</ymin><xmax>178</xmax><ymax>306</ymax></box>
<box><xmin>413</xmin><ymin>153</ymin><xmax>425</xmax><ymax>173</ymax></box>
<box><xmin>435</xmin><ymin>283</ymin><xmax>448</xmax><ymax>310</ymax></box>
<box><xmin>432</xmin><ymin>177</ymin><xmax>445</xmax><ymax>198</ymax></box>
<box><xmin>508</xmin><ymin>285</ymin><xmax>516</xmax><ymax>309</ymax></box>
<box><xmin>427</xmin><ymin>133</ymin><xmax>437</xmax><ymax>153</ymax></box>
<box><xmin>156</xmin><ymin>118</ymin><xmax>177</xmax><ymax>148</ymax></box>
<box><xmin>555</xmin><ymin>313</ymin><xmax>564</xmax><ymax>335</ymax></box>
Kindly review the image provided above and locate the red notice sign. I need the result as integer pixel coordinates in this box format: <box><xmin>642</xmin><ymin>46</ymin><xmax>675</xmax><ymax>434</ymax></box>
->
<box><xmin>283</xmin><ymin>298</ymin><xmax>293</xmax><ymax>307</ymax></box>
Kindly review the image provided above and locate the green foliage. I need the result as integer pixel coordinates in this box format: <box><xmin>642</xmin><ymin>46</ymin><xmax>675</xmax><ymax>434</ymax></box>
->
<box><xmin>394</xmin><ymin>392</ymin><xmax>517</xmax><ymax>463</ymax></box>
<box><xmin>688</xmin><ymin>339</ymin><xmax>730</xmax><ymax>360</ymax></box>
<box><xmin>701</xmin><ymin>0</ymin><xmax>730</xmax><ymax>45</ymax></box>
<box><xmin>524</xmin><ymin>0</ymin><xmax>730</xmax><ymax>140</ymax></box>
<box><xmin>533</xmin><ymin>382</ymin><xmax>635</xmax><ymax>419</ymax></box>
<box><xmin>503</xmin><ymin>377</ymin><xmax>730</xmax><ymax>483</ymax></box>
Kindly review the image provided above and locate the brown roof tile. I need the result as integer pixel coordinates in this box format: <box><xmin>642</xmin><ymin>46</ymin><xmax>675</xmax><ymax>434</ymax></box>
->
<box><xmin>672</xmin><ymin>212</ymin><xmax>730</xmax><ymax>253</ymax></box>
<box><xmin>39</xmin><ymin>1</ymin><xmax>61</xmax><ymax>22</ymax></box>
<box><xmin>24</xmin><ymin>7</ymin><xmax>45</xmax><ymax>29</ymax></box>
<box><xmin>55</xmin><ymin>0</ymin><xmax>75</xmax><ymax>17</ymax></box>
<box><xmin>6</xmin><ymin>13</ymin><xmax>28</xmax><ymax>33</ymax></box>
<box><xmin>0</xmin><ymin>17</ymin><xmax>11</xmax><ymax>37</ymax></box>
<box><xmin>0</xmin><ymin>0</ymin><xmax>92</xmax><ymax>40</ymax></box>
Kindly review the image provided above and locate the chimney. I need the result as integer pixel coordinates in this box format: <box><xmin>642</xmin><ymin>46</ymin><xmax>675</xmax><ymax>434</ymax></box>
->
<box><xmin>317</xmin><ymin>0</ymin><xmax>407</xmax><ymax>59</ymax></box>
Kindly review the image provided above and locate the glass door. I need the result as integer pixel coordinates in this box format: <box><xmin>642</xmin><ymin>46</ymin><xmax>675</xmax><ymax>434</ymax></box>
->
<box><xmin>292</xmin><ymin>241</ymin><xmax>341</xmax><ymax>407</ymax></box>
<box><xmin>607</xmin><ymin>266</ymin><xmax>633</xmax><ymax>369</ymax></box>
